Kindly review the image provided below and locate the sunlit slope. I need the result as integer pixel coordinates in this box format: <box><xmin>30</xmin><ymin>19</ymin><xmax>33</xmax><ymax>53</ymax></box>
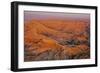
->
<box><xmin>24</xmin><ymin>20</ymin><xmax>90</xmax><ymax>61</ymax></box>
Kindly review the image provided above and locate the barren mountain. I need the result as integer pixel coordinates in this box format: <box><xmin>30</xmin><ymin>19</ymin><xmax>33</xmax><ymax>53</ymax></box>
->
<box><xmin>24</xmin><ymin>20</ymin><xmax>90</xmax><ymax>62</ymax></box>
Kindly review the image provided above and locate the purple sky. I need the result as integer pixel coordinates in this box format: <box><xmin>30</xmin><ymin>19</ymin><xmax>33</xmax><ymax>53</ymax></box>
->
<box><xmin>24</xmin><ymin>11</ymin><xmax>90</xmax><ymax>22</ymax></box>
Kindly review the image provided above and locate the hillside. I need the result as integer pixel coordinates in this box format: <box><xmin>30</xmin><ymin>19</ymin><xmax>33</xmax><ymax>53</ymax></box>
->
<box><xmin>24</xmin><ymin>19</ymin><xmax>90</xmax><ymax>62</ymax></box>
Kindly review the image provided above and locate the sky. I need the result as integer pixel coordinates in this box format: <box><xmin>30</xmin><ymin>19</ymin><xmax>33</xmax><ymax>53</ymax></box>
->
<box><xmin>24</xmin><ymin>11</ymin><xmax>90</xmax><ymax>22</ymax></box>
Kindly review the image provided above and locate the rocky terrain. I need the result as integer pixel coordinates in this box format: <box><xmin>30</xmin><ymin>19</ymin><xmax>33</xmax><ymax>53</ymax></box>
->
<box><xmin>24</xmin><ymin>19</ymin><xmax>90</xmax><ymax>62</ymax></box>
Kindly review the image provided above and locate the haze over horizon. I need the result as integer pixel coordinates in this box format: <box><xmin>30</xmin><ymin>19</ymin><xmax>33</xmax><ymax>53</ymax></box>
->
<box><xmin>24</xmin><ymin>11</ymin><xmax>90</xmax><ymax>22</ymax></box>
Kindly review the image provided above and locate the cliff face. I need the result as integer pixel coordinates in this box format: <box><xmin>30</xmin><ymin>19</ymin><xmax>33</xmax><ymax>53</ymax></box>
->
<box><xmin>24</xmin><ymin>20</ymin><xmax>90</xmax><ymax>62</ymax></box>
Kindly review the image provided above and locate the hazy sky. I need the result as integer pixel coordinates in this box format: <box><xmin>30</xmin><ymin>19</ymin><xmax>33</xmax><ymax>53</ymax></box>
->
<box><xmin>24</xmin><ymin>11</ymin><xmax>90</xmax><ymax>22</ymax></box>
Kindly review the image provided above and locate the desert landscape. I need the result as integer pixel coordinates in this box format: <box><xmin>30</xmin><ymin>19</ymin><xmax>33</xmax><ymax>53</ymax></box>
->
<box><xmin>24</xmin><ymin>11</ymin><xmax>90</xmax><ymax>62</ymax></box>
